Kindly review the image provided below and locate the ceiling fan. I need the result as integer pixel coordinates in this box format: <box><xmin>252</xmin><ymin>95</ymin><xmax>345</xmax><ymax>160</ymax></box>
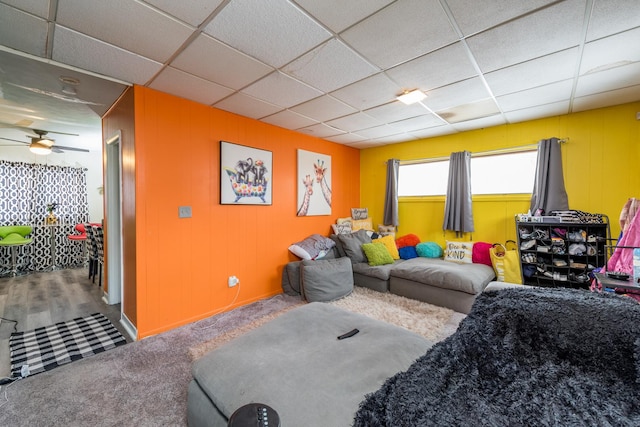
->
<box><xmin>0</xmin><ymin>126</ymin><xmax>89</xmax><ymax>154</ymax></box>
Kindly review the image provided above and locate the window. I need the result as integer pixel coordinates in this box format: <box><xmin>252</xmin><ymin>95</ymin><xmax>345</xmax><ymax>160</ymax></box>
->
<box><xmin>398</xmin><ymin>150</ymin><xmax>537</xmax><ymax>196</ymax></box>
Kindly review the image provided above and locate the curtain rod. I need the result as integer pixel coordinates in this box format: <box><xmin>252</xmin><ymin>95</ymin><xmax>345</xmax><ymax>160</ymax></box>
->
<box><xmin>397</xmin><ymin>137</ymin><xmax>568</xmax><ymax>165</ymax></box>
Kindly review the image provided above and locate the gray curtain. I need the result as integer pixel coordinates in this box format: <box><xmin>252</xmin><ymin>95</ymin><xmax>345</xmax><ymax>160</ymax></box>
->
<box><xmin>529</xmin><ymin>138</ymin><xmax>569</xmax><ymax>215</ymax></box>
<box><xmin>443</xmin><ymin>151</ymin><xmax>474</xmax><ymax>236</ymax></box>
<box><xmin>383</xmin><ymin>159</ymin><xmax>399</xmax><ymax>226</ymax></box>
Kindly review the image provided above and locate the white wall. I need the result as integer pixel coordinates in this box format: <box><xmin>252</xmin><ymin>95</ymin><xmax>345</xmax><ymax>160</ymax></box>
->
<box><xmin>0</xmin><ymin>146</ymin><xmax>104</xmax><ymax>222</ymax></box>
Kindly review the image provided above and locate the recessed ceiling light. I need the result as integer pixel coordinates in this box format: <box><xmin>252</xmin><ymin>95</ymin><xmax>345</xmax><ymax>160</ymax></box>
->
<box><xmin>397</xmin><ymin>89</ymin><xmax>426</xmax><ymax>105</ymax></box>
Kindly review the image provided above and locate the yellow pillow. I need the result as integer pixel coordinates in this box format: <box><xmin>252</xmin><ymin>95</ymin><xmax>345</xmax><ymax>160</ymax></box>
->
<box><xmin>373</xmin><ymin>235</ymin><xmax>400</xmax><ymax>260</ymax></box>
<box><xmin>351</xmin><ymin>218</ymin><xmax>373</xmax><ymax>231</ymax></box>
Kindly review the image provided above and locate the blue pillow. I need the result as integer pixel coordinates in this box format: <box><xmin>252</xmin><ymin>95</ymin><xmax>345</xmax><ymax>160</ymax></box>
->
<box><xmin>416</xmin><ymin>242</ymin><xmax>443</xmax><ymax>258</ymax></box>
<box><xmin>398</xmin><ymin>246</ymin><xmax>418</xmax><ymax>260</ymax></box>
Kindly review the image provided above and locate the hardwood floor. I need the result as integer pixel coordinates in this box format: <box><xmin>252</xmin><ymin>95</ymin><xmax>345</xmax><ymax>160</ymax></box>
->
<box><xmin>0</xmin><ymin>267</ymin><xmax>131</xmax><ymax>378</ymax></box>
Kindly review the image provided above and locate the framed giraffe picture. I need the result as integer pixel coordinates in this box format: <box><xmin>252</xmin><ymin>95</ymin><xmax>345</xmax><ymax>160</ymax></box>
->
<box><xmin>220</xmin><ymin>141</ymin><xmax>272</xmax><ymax>205</ymax></box>
<box><xmin>296</xmin><ymin>149</ymin><xmax>331</xmax><ymax>216</ymax></box>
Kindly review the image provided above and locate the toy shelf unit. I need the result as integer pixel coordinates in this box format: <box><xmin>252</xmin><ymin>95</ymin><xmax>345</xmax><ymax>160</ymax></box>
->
<box><xmin>516</xmin><ymin>216</ymin><xmax>610</xmax><ymax>288</ymax></box>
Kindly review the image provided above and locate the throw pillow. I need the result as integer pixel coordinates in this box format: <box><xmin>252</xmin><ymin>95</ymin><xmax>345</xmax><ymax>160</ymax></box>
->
<box><xmin>472</xmin><ymin>242</ymin><xmax>493</xmax><ymax>266</ymax></box>
<box><xmin>416</xmin><ymin>242</ymin><xmax>443</xmax><ymax>258</ymax></box>
<box><xmin>361</xmin><ymin>243</ymin><xmax>395</xmax><ymax>266</ymax></box>
<box><xmin>396</xmin><ymin>233</ymin><xmax>421</xmax><ymax>248</ymax></box>
<box><xmin>336</xmin><ymin>217</ymin><xmax>352</xmax><ymax>225</ymax></box>
<box><xmin>351</xmin><ymin>208</ymin><xmax>368</xmax><ymax>220</ymax></box>
<box><xmin>398</xmin><ymin>246</ymin><xmax>418</xmax><ymax>260</ymax></box>
<box><xmin>300</xmin><ymin>257</ymin><xmax>353</xmax><ymax>302</ymax></box>
<box><xmin>351</xmin><ymin>218</ymin><xmax>373</xmax><ymax>232</ymax></box>
<box><xmin>444</xmin><ymin>240</ymin><xmax>473</xmax><ymax>264</ymax></box>
<box><xmin>331</xmin><ymin>223</ymin><xmax>352</xmax><ymax>235</ymax></box>
<box><xmin>288</xmin><ymin>234</ymin><xmax>336</xmax><ymax>260</ymax></box>
<box><xmin>378</xmin><ymin>224</ymin><xmax>396</xmax><ymax>237</ymax></box>
<box><xmin>337</xmin><ymin>229</ymin><xmax>371</xmax><ymax>264</ymax></box>
<box><xmin>373</xmin><ymin>235</ymin><xmax>400</xmax><ymax>260</ymax></box>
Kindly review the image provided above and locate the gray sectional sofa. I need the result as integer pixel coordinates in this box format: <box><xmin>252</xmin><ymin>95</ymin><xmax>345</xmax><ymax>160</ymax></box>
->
<box><xmin>282</xmin><ymin>230</ymin><xmax>496</xmax><ymax>314</ymax></box>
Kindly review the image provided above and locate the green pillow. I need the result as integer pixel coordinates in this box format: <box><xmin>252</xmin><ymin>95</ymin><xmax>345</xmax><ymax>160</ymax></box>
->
<box><xmin>361</xmin><ymin>242</ymin><xmax>394</xmax><ymax>266</ymax></box>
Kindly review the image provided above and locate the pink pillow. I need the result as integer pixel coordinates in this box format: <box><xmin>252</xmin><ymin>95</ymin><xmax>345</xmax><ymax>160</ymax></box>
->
<box><xmin>472</xmin><ymin>242</ymin><xmax>493</xmax><ymax>267</ymax></box>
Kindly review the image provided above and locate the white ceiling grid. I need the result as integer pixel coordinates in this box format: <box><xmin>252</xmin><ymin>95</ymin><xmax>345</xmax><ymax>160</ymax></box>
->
<box><xmin>0</xmin><ymin>0</ymin><xmax>638</xmax><ymax>151</ymax></box>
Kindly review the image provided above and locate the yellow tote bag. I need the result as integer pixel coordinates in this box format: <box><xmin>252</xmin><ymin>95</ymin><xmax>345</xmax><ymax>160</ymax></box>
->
<box><xmin>490</xmin><ymin>241</ymin><xmax>522</xmax><ymax>284</ymax></box>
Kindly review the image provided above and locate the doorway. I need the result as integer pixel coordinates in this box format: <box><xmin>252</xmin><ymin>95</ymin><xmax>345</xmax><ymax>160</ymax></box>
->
<box><xmin>105</xmin><ymin>131</ymin><xmax>123</xmax><ymax>311</ymax></box>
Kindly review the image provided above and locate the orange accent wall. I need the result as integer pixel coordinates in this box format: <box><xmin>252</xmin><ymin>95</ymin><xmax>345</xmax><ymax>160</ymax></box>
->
<box><xmin>108</xmin><ymin>85</ymin><xmax>360</xmax><ymax>338</ymax></box>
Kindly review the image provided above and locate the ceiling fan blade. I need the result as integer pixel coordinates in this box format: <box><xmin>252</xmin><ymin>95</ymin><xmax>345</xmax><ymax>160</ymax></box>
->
<box><xmin>0</xmin><ymin>136</ymin><xmax>28</xmax><ymax>144</ymax></box>
<box><xmin>54</xmin><ymin>145</ymin><xmax>90</xmax><ymax>153</ymax></box>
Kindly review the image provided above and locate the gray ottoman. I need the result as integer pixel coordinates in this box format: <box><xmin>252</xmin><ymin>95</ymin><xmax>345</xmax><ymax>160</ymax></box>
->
<box><xmin>188</xmin><ymin>303</ymin><xmax>432</xmax><ymax>427</ymax></box>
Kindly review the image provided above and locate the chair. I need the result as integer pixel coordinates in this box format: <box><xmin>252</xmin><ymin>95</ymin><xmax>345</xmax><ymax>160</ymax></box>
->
<box><xmin>93</xmin><ymin>225</ymin><xmax>105</xmax><ymax>287</ymax></box>
<box><xmin>84</xmin><ymin>223</ymin><xmax>100</xmax><ymax>283</ymax></box>
<box><xmin>67</xmin><ymin>223</ymin><xmax>87</xmax><ymax>267</ymax></box>
<box><xmin>0</xmin><ymin>225</ymin><xmax>33</xmax><ymax>276</ymax></box>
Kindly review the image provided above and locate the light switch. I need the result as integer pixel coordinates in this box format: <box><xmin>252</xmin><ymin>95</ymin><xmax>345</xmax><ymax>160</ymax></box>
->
<box><xmin>178</xmin><ymin>206</ymin><xmax>192</xmax><ymax>218</ymax></box>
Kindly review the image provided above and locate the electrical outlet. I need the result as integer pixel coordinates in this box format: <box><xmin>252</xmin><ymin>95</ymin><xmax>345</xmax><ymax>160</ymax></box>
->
<box><xmin>178</xmin><ymin>206</ymin><xmax>192</xmax><ymax>218</ymax></box>
<box><xmin>228</xmin><ymin>276</ymin><xmax>239</xmax><ymax>287</ymax></box>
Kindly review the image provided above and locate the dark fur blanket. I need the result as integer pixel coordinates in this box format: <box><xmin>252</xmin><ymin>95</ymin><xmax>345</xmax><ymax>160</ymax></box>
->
<box><xmin>354</xmin><ymin>287</ymin><xmax>640</xmax><ymax>426</ymax></box>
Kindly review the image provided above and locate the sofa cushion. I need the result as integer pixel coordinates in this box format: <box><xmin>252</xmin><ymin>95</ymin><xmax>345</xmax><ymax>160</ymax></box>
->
<box><xmin>352</xmin><ymin>261</ymin><xmax>401</xmax><ymax>281</ymax></box>
<box><xmin>301</xmin><ymin>257</ymin><xmax>353</xmax><ymax>302</ymax></box>
<box><xmin>390</xmin><ymin>257</ymin><xmax>495</xmax><ymax>295</ymax></box>
<box><xmin>361</xmin><ymin>243</ymin><xmax>394</xmax><ymax>266</ymax></box>
<box><xmin>337</xmin><ymin>229</ymin><xmax>371</xmax><ymax>263</ymax></box>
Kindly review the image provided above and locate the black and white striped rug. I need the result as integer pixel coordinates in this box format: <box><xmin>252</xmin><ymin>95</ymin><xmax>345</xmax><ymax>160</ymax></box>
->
<box><xmin>9</xmin><ymin>313</ymin><xmax>127</xmax><ymax>378</ymax></box>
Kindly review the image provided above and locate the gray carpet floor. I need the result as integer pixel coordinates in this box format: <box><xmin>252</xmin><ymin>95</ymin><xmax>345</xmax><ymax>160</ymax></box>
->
<box><xmin>0</xmin><ymin>292</ymin><xmax>463</xmax><ymax>426</ymax></box>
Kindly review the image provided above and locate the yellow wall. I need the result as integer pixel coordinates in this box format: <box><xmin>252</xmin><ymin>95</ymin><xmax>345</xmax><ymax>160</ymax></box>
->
<box><xmin>105</xmin><ymin>86</ymin><xmax>361</xmax><ymax>338</ymax></box>
<box><xmin>361</xmin><ymin>102</ymin><xmax>640</xmax><ymax>245</ymax></box>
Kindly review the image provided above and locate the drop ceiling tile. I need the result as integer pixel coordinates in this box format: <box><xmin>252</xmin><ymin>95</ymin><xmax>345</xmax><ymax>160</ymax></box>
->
<box><xmin>52</xmin><ymin>26</ymin><xmax>163</xmax><ymax>84</ymax></box>
<box><xmin>580</xmin><ymin>28</ymin><xmax>640</xmax><ymax>76</ymax></box>
<box><xmin>368</xmin><ymin>133</ymin><xmax>418</xmax><ymax>145</ymax></box>
<box><xmin>149</xmin><ymin>66</ymin><xmax>234</xmax><ymax>105</ymax></box>
<box><xmin>423</xmin><ymin>77</ymin><xmax>491</xmax><ymax>112</ymax></box>
<box><xmin>57</xmin><ymin>0</ymin><xmax>194</xmax><ymax>63</ymax></box>
<box><xmin>467</xmin><ymin>0</ymin><xmax>586</xmax><ymax>72</ymax></box>
<box><xmin>386</xmin><ymin>42</ymin><xmax>478</xmax><ymax>92</ymax></box>
<box><xmin>572</xmin><ymin>84</ymin><xmax>640</xmax><ymax>112</ymax></box>
<box><xmin>409</xmin><ymin>124</ymin><xmax>457</xmax><ymax>139</ymax></box>
<box><xmin>444</xmin><ymin>0</ymin><xmax>556</xmax><ymax>36</ymax></box>
<box><xmin>325</xmin><ymin>133</ymin><xmax>367</xmax><ymax>144</ymax></box>
<box><xmin>283</xmin><ymin>39</ymin><xmax>378</xmax><ymax>93</ymax></box>
<box><xmin>290</xmin><ymin>95</ymin><xmax>357</xmax><ymax>122</ymax></box>
<box><xmin>437</xmin><ymin>98</ymin><xmax>501</xmax><ymax>123</ymax></box>
<box><xmin>355</xmin><ymin>123</ymin><xmax>403</xmax><ymax>139</ymax></box>
<box><xmin>330</xmin><ymin>73</ymin><xmax>401</xmax><ymax>110</ymax></box>
<box><xmin>144</xmin><ymin>0</ymin><xmax>224</xmax><ymax>27</ymax></box>
<box><xmin>260</xmin><ymin>110</ymin><xmax>318</xmax><ymax>130</ymax></box>
<box><xmin>389</xmin><ymin>114</ymin><xmax>445</xmax><ymax>132</ymax></box>
<box><xmin>204</xmin><ymin>0</ymin><xmax>331</xmax><ymax>68</ymax></box>
<box><xmin>1</xmin><ymin>0</ymin><xmax>50</xmax><ymax>17</ymax></box>
<box><xmin>496</xmin><ymin>80</ymin><xmax>573</xmax><ymax>112</ymax></box>
<box><xmin>451</xmin><ymin>114</ymin><xmax>506</xmax><ymax>132</ymax></box>
<box><xmin>298</xmin><ymin>123</ymin><xmax>344</xmax><ymax>138</ymax></box>
<box><xmin>326</xmin><ymin>112</ymin><xmax>382</xmax><ymax>133</ymax></box>
<box><xmin>213</xmin><ymin>92</ymin><xmax>283</xmax><ymax>119</ymax></box>
<box><xmin>170</xmin><ymin>34</ymin><xmax>273</xmax><ymax>90</ymax></box>
<box><xmin>341</xmin><ymin>0</ymin><xmax>458</xmax><ymax>69</ymax></box>
<box><xmin>586</xmin><ymin>0</ymin><xmax>640</xmax><ymax>41</ymax></box>
<box><xmin>575</xmin><ymin>62</ymin><xmax>640</xmax><ymax>97</ymax></box>
<box><xmin>485</xmin><ymin>48</ymin><xmax>578</xmax><ymax>97</ymax></box>
<box><xmin>242</xmin><ymin>72</ymin><xmax>322</xmax><ymax>108</ymax></box>
<box><xmin>0</xmin><ymin>4</ymin><xmax>49</xmax><ymax>57</ymax></box>
<box><xmin>347</xmin><ymin>140</ymin><xmax>380</xmax><ymax>149</ymax></box>
<box><xmin>365</xmin><ymin>101</ymin><xmax>430</xmax><ymax>123</ymax></box>
<box><xmin>293</xmin><ymin>0</ymin><xmax>393</xmax><ymax>33</ymax></box>
<box><xmin>504</xmin><ymin>100</ymin><xmax>570</xmax><ymax>123</ymax></box>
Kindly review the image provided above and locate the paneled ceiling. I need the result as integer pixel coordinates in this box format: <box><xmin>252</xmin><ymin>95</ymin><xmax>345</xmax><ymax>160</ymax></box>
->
<box><xmin>0</xmin><ymin>0</ymin><xmax>639</xmax><ymax>152</ymax></box>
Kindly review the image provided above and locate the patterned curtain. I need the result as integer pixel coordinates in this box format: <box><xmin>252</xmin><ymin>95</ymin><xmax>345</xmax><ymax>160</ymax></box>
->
<box><xmin>0</xmin><ymin>160</ymin><xmax>90</xmax><ymax>272</ymax></box>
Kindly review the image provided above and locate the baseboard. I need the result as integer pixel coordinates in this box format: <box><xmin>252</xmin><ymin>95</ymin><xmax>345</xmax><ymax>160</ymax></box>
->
<box><xmin>120</xmin><ymin>312</ymin><xmax>137</xmax><ymax>341</ymax></box>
